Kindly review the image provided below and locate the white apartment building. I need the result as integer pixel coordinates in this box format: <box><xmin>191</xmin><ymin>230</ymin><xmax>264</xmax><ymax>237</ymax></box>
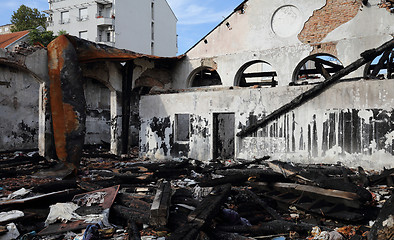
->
<box><xmin>45</xmin><ymin>0</ymin><xmax>177</xmax><ymax>56</ymax></box>
<box><xmin>0</xmin><ymin>24</ymin><xmax>13</xmax><ymax>35</ymax></box>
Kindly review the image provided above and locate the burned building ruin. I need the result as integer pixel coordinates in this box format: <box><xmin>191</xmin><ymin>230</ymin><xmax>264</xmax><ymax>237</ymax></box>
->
<box><xmin>1</xmin><ymin>0</ymin><xmax>394</xmax><ymax>239</ymax></box>
<box><xmin>1</xmin><ymin>0</ymin><xmax>394</xmax><ymax>170</ymax></box>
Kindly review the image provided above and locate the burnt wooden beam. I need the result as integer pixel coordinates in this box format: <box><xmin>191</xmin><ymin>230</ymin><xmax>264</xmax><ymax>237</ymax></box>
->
<box><xmin>241</xmin><ymin>189</ymin><xmax>283</xmax><ymax>220</ymax></box>
<box><xmin>242</xmin><ymin>71</ymin><xmax>278</xmax><ymax>78</ymax></box>
<box><xmin>388</xmin><ymin>50</ymin><xmax>394</xmax><ymax>78</ymax></box>
<box><xmin>249</xmin><ymin>182</ymin><xmax>361</xmax><ymax>209</ymax></box>
<box><xmin>32</xmin><ymin>180</ymin><xmax>78</xmax><ymax>193</ymax></box>
<box><xmin>298</xmin><ymin>67</ymin><xmax>341</xmax><ymax>75</ymax></box>
<box><xmin>237</xmin><ymin>39</ymin><xmax>394</xmax><ymax>137</ymax></box>
<box><xmin>267</xmin><ymin>161</ymin><xmax>312</xmax><ymax>184</ymax></box>
<box><xmin>369</xmin><ymin>49</ymin><xmax>391</xmax><ymax>78</ymax></box>
<box><xmin>169</xmin><ymin>184</ymin><xmax>231</xmax><ymax>240</ymax></box>
<box><xmin>369</xmin><ymin>194</ymin><xmax>394</xmax><ymax>239</ymax></box>
<box><xmin>199</xmin><ymin>175</ymin><xmax>249</xmax><ymax>187</ymax></box>
<box><xmin>112</xmin><ymin>204</ymin><xmax>150</xmax><ymax>224</ymax></box>
<box><xmin>216</xmin><ymin>220</ymin><xmax>330</xmax><ymax>236</ymax></box>
<box><xmin>150</xmin><ymin>180</ymin><xmax>172</xmax><ymax>226</ymax></box>
<box><xmin>127</xmin><ymin>219</ymin><xmax>141</xmax><ymax>240</ymax></box>
<box><xmin>316</xmin><ymin>62</ymin><xmax>331</xmax><ymax>80</ymax></box>
<box><xmin>312</xmin><ymin>57</ymin><xmax>344</xmax><ymax>70</ymax></box>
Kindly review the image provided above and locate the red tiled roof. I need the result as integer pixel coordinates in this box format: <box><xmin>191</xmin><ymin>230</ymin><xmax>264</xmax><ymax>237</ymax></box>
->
<box><xmin>0</xmin><ymin>30</ymin><xmax>30</xmax><ymax>49</ymax></box>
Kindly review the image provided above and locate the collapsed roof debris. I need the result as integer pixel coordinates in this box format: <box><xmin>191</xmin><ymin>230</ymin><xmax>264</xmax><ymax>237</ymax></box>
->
<box><xmin>1</xmin><ymin>0</ymin><xmax>394</xmax><ymax>239</ymax></box>
<box><xmin>0</xmin><ymin>149</ymin><xmax>393</xmax><ymax>239</ymax></box>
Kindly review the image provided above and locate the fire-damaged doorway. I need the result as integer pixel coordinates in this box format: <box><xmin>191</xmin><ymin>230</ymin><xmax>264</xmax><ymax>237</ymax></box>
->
<box><xmin>213</xmin><ymin>113</ymin><xmax>235</xmax><ymax>160</ymax></box>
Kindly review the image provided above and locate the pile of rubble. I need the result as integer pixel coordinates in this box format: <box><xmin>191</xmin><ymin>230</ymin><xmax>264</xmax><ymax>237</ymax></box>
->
<box><xmin>0</xmin><ymin>150</ymin><xmax>393</xmax><ymax>240</ymax></box>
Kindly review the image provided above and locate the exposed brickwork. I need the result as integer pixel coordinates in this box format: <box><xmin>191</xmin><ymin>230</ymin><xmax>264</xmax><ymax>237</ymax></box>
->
<box><xmin>379</xmin><ymin>0</ymin><xmax>394</xmax><ymax>12</ymax></box>
<box><xmin>298</xmin><ymin>0</ymin><xmax>362</xmax><ymax>44</ymax></box>
<box><xmin>311</xmin><ymin>42</ymin><xmax>338</xmax><ymax>56</ymax></box>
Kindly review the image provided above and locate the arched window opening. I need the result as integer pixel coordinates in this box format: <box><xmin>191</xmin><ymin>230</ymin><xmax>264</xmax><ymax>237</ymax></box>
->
<box><xmin>234</xmin><ymin>60</ymin><xmax>277</xmax><ymax>87</ymax></box>
<box><xmin>188</xmin><ymin>67</ymin><xmax>222</xmax><ymax>87</ymax></box>
<box><xmin>364</xmin><ymin>49</ymin><xmax>394</xmax><ymax>79</ymax></box>
<box><xmin>292</xmin><ymin>54</ymin><xmax>344</xmax><ymax>85</ymax></box>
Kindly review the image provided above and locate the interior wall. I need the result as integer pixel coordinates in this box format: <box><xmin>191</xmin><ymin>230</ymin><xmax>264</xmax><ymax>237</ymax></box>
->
<box><xmin>140</xmin><ymin>79</ymin><xmax>394</xmax><ymax>170</ymax></box>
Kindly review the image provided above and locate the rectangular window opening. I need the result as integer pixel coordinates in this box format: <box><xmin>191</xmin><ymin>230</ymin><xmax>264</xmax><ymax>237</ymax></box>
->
<box><xmin>79</xmin><ymin>31</ymin><xmax>88</xmax><ymax>40</ymax></box>
<box><xmin>175</xmin><ymin>114</ymin><xmax>190</xmax><ymax>142</ymax></box>
<box><xmin>79</xmin><ymin>8</ymin><xmax>88</xmax><ymax>21</ymax></box>
<box><xmin>107</xmin><ymin>32</ymin><xmax>111</xmax><ymax>42</ymax></box>
<box><xmin>151</xmin><ymin>2</ymin><xmax>154</xmax><ymax>20</ymax></box>
<box><xmin>151</xmin><ymin>22</ymin><xmax>154</xmax><ymax>41</ymax></box>
<box><xmin>61</xmin><ymin>11</ymin><xmax>70</xmax><ymax>24</ymax></box>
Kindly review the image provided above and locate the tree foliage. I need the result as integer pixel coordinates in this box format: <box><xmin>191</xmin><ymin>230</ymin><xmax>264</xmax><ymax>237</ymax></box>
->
<box><xmin>11</xmin><ymin>5</ymin><xmax>46</xmax><ymax>32</ymax></box>
<box><xmin>28</xmin><ymin>30</ymin><xmax>68</xmax><ymax>47</ymax></box>
<box><xmin>29</xmin><ymin>29</ymin><xmax>56</xmax><ymax>47</ymax></box>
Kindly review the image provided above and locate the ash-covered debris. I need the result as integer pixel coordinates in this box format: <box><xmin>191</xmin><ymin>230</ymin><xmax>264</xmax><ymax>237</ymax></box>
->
<box><xmin>0</xmin><ymin>149</ymin><xmax>393</xmax><ymax>240</ymax></box>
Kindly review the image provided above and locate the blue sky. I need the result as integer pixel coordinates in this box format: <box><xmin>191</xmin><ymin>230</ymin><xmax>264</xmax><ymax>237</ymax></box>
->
<box><xmin>0</xmin><ymin>0</ymin><xmax>242</xmax><ymax>54</ymax></box>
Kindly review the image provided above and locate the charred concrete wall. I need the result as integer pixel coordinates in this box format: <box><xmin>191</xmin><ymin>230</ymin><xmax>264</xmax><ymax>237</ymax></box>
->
<box><xmin>140</xmin><ymin>79</ymin><xmax>394</xmax><ymax>170</ymax></box>
<box><xmin>84</xmin><ymin>78</ymin><xmax>111</xmax><ymax>146</ymax></box>
<box><xmin>0</xmin><ymin>64</ymin><xmax>40</xmax><ymax>151</ymax></box>
<box><xmin>171</xmin><ymin>0</ymin><xmax>394</xmax><ymax>89</ymax></box>
<box><xmin>0</xmin><ymin>49</ymin><xmax>53</xmax><ymax>155</ymax></box>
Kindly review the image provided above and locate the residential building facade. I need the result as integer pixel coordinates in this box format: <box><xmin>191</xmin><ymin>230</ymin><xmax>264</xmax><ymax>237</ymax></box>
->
<box><xmin>0</xmin><ymin>30</ymin><xmax>30</xmax><ymax>50</ymax></box>
<box><xmin>0</xmin><ymin>24</ymin><xmax>14</xmax><ymax>35</ymax></box>
<box><xmin>45</xmin><ymin>0</ymin><xmax>177</xmax><ymax>56</ymax></box>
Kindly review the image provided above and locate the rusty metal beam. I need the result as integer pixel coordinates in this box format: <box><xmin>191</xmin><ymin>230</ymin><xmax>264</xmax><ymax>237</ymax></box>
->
<box><xmin>47</xmin><ymin>35</ymin><xmax>86</xmax><ymax>172</ymax></box>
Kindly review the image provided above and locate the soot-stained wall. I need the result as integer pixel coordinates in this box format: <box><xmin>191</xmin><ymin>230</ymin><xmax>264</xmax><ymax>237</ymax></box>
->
<box><xmin>140</xmin><ymin>79</ymin><xmax>394</xmax><ymax>170</ymax></box>
<box><xmin>0</xmin><ymin>65</ymin><xmax>40</xmax><ymax>151</ymax></box>
<box><xmin>84</xmin><ymin>78</ymin><xmax>111</xmax><ymax>146</ymax></box>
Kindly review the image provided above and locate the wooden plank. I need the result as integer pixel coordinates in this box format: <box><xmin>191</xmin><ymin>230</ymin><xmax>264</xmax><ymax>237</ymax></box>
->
<box><xmin>150</xmin><ymin>180</ymin><xmax>172</xmax><ymax>226</ymax></box>
<box><xmin>241</xmin><ymin>189</ymin><xmax>283</xmax><ymax>220</ymax></box>
<box><xmin>242</xmin><ymin>71</ymin><xmax>278</xmax><ymax>78</ymax></box>
<box><xmin>267</xmin><ymin>161</ymin><xmax>312</xmax><ymax>184</ymax></box>
<box><xmin>169</xmin><ymin>184</ymin><xmax>231</xmax><ymax>240</ymax></box>
<box><xmin>249</xmin><ymin>182</ymin><xmax>361</xmax><ymax>209</ymax></box>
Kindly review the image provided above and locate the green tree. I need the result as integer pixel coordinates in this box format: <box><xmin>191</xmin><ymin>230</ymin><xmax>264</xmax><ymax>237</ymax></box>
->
<box><xmin>28</xmin><ymin>30</ymin><xmax>68</xmax><ymax>47</ymax></box>
<box><xmin>29</xmin><ymin>29</ymin><xmax>56</xmax><ymax>47</ymax></box>
<box><xmin>10</xmin><ymin>5</ymin><xmax>46</xmax><ymax>32</ymax></box>
<box><xmin>57</xmin><ymin>30</ymin><xmax>67</xmax><ymax>36</ymax></box>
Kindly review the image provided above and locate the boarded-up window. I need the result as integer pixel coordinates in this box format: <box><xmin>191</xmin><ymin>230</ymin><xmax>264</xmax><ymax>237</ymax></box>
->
<box><xmin>175</xmin><ymin>114</ymin><xmax>190</xmax><ymax>141</ymax></box>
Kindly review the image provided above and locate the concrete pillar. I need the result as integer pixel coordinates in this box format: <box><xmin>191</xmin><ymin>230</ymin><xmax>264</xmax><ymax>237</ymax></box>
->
<box><xmin>110</xmin><ymin>90</ymin><xmax>122</xmax><ymax>155</ymax></box>
<box><xmin>38</xmin><ymin>83</ymin><xmax>47</xmax><ymax>156</ymax></box>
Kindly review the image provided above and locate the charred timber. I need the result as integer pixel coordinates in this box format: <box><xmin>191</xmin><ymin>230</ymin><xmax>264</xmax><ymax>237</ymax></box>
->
<box><xmin>216</xmin><ymin>220</ymin><xmax>330</xmax><ymax>236</ymax></box>
<box><xmin>169</xmin><ymin>184</ymin><xmax>231</xmax><ymax>240</ymax></box>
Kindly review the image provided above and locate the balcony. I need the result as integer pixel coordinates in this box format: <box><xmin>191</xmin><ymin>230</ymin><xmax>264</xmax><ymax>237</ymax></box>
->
<box><xmin>96</xmin><ymin>38</ymin><xmax>115</xmax><ymax>47</ymax></box>
<box><xmin>77</xmin><ymin>15</ymin><xmax>89</xmax><ymax>22</ymax></box>
<box><xmin>96</xmin><ymin>15</ymin><xmax>114</xmax><ymax>26</ymax></box>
